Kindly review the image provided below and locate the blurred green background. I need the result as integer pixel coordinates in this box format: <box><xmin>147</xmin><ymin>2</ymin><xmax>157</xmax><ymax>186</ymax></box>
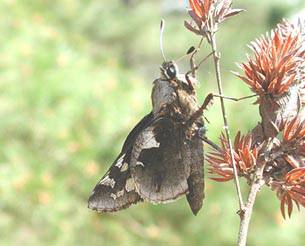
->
<box><xmin>1</xmin><ymin>0</ymin><xmax>305</xmax><ymax>245</ymax></box>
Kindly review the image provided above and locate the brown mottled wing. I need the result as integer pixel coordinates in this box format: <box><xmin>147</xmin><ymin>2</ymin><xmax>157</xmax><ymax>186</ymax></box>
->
<box><xmin>130</xmin><ymin>116</ymin><xmax>191</xmax><ymax>203</ymax></box>
<box><xmin>88</xmin><ymin>152</ymin><xmax>140</xmax><ymax>212</ymax></box>
<box><xmin>88</xmin><ymin>112</ymin><xmax>154</xmax><ymax>212</ymax></box>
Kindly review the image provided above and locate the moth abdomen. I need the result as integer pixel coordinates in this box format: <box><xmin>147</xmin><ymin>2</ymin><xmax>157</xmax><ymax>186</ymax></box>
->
<box><xmin>186</xmin><ymin>172</ymin><xmax>205</xmax><ymax>215</ymax></box>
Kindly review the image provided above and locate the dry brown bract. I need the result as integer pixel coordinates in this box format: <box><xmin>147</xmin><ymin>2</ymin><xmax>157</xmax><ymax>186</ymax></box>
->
<box><xmin>185</xmin><ymin>0</ymin><xmax>243</xmax><ymax>39</ymax></box>
<box><xmin>235</xmin><ymin>21</ymin><xmax>305</xmax><ymax>97</ymax></box>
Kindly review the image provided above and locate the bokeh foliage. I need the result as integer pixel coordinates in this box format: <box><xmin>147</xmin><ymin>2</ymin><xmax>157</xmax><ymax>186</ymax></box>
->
<box><xmin>0</xmin><ymin>0</ymin><xmax>305</xmax><ymax>245</ymax></box>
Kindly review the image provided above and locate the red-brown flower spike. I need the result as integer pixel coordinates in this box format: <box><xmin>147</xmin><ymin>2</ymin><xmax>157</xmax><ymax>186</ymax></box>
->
<box><xmin>185</xmin><ymin>0</ymin><xmax>243</xmax><ymax>37</ymax></box>
<box><xmin>236</xmin><ymin>21</ymin><xmax>305</xmax><ymax>97</ymax></box>
<box><xmin>207</xmin><ymin>132</ymin><xmax>258</xmax><ymax>182</ymax></box>
<box><xmin>189</xmin><ymin>0</ymin><xmax>211</xmax><ymax>20</ymax></box>
<box><xmin>281</xmin><ymin>116</ymin><xmax>305</xmax><ymax>168</ymax></box>
<box><xmin>278</xmin><ymin>167</ymin><xmax>305</xmax><ymax>219</ymax></box>
<box><xmin>283</xmin><ymin>116</ymin><xmax>305</xmax><ymax>142</ymax></box>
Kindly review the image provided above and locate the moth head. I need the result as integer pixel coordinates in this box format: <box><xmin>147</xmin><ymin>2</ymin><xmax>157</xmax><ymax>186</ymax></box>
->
<box><xmin>160</xmin><ymin>61</ymin><xmax>179</xmax><ymax>80</ymax></box>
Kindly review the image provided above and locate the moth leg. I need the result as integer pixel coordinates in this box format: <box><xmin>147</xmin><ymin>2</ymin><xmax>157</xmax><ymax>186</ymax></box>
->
<box><xmin>185</xmin><ymin>53</ymin><xmax>213</xmax><ymax>90</ymax></box>
<box><xmin>185</xmin><ymin>72</ymin><xmax>195</xmax><ymax>90</ymax></box>
<box><xmin>195</xmin><ymin>126</ymin><xmax>221</xmax><ymax>151</ymax></box>
<box><xmin>190</xmin><ymin>92</ymin><xmax>259</xmax><ymax>126</ymax></box>
<box><xmin>188</xmin><ymin>39</ymin><xmax>214</xmax><ymax>79</ymax></box>
<box><xmin>212</xmin><ymin>93</ymin><xmax>259</xmax><ymax>101</ymax></box>
<box><xmin>188</xmin><ymin>93</ymin><xmax>214</xmax><ymax>125</ymax></box>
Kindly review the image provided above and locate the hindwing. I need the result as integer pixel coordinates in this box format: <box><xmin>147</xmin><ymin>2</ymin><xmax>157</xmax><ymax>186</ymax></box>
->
<box><xmin>130</xmin><ymin>116</ymin><xmax>191</xmax><ymax>203</ymax></box>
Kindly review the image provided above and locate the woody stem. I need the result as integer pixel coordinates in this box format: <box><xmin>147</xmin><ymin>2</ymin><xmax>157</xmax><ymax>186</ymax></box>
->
<box><xmin>237</xmin><ymin>167</ymin><xmax>265</xmax><ymax>246</ymax></box>
<box><xmin>209</xmin><ymin>32</ymin><xmax>245</xmax><ymax>211</ymax></box>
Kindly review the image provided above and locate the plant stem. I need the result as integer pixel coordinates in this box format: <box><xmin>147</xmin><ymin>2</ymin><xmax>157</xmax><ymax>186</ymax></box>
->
<box><xmin>237</xmin><ymin>168</ymin><xmax>264</xmax><ymax>246</ymax></box>
<box><xmin>209</xmin><ymin>32</ymin><xmax>245</xmax><ymax>211</ymax></box>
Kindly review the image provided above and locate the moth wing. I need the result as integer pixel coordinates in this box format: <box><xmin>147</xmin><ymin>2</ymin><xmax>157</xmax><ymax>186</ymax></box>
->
<box><xmin>130</xmin><ymin>116</ymin><xmax>191</xmax><ymax>203</ymax></box>
<box><xmin>88</xmin><ymin>112</ymin><xmax>154</xmax><ymax>212</ymax></box>
<box><xmin>88</xmin><ymin>151</ymin><xmax>141</xmax><ymax>212</ymax></box>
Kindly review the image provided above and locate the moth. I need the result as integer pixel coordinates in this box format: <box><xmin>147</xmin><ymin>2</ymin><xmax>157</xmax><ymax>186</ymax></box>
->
<box><xmin>88</xmin><ymin>21</ymin><xmax>205</xmax><ymax>215</ymax></box>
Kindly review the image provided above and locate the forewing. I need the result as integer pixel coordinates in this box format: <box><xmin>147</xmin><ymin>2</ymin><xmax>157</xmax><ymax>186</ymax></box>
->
<box><xmin>130</xmin><ymin>117</ymin><xmax>190</xmax><ymax>203</ymax></box>
<box><xmin>88</xmin><ymin>151</ymin><xmax>141</xmax><ymax>212</ymax></box>
<box><xmin>88</xmin><ymin>113</ymin><xmax>154</xmax><ymax>212</ymax></box>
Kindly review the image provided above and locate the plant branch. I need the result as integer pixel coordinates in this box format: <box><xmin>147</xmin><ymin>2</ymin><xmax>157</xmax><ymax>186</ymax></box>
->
<box><xmin>237</xmin><ymin>138</ymin><xmax>274</xmax><ymax>245</ymax></box>
<box><xmin>237</xmin><ymin>167</ymin><xmax>265</xmax><ymax>246</ymax></box>
<box><xmin>209</xmin><ymin>32</ymin><xmax>245</xmax><ymax>211</ymax></box>
<box><xmin>212</xmin><ymin>93</ymin><xmax>259</xmax><ymax>101</ymax></box>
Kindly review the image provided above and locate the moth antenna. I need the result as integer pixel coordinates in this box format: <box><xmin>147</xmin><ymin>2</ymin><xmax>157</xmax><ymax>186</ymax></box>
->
<box><xmin>187</xmin><ymin>51</ymin><xmax>214</xmax><ymax>75</ymax></box>
<box><xmin>186</xmin><ymin>46</ymin><xmax>196</xmax><ymax>55</ymax></box>
<box><xmin>160</xmin><ymin>19</ymin><xmax>167</xmax><ymax>62</ymax></box>
<box><xmin>175</xmin><ymin>46</ymin><xmax>196</xmax><ymax>63</ymax></box>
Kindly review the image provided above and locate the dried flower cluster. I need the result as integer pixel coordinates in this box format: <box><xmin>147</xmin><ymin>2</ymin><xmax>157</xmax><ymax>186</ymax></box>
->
<box><xmin>282</xmin><ymin>117</ymin><xmax>305</xmax><ymax>164</ymax></box>
<box><xmin>183</xmin><ymin>1</ymin><xmax>305</xmax><ymax>243</ymax></box>
<box><xmin>207</xmin><ymin>20</ymin><xmax>305</xmax><ymax>218</ymax></box>
<box><xmin>235</xmin><ymin>21</ymin><xmax>305</xmax><ymax>97</ymax></box>
<box><xmin>278</xmin><ymin>167</ymin><xmax>305</xmax><ymax>219</ymax></box>
<box><xmin>209</xmin><ymin>116</ymin><xmax>305</xmax><ymax>218</ymax></box>
<box><xmin>185</xmin><ymin>0</ymin><xmax>243</xmax><ymax>39</ymax></box>
<box><xmin>207</xmin><ymin>132</ymin><xmax>258</xmax><ymax>182</ymax></box>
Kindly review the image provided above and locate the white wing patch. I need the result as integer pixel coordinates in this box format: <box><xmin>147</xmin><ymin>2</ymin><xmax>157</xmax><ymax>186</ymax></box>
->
<box><xmin>125</xmin><ymin>178</ymin><xmax>136</xmax><ymax>192</ymax></box>
<box><xmin>110</xmin><ymin>189</ymin><xmax>125</xmax><ymax>200</ymax></box>
<box><xmin>136</xmin><ymin>161</ymin><xmax>144</xmax><ymax>167</ymax></box>
<box><xmin>141</xmin><ymin>131</ymin><xmax>160</xmax><ymax>149</ymax></box>
<box><xmin>120</xmin><ymin>162</ymin><xmax>129</xmax><ymax>172</ymax></box>
<box><xmin>99</xmin><ymin>176</ymin><xmax>115</xmax><ymax>188</ymax></box>
<box><xmin>115</xmin><ymin>154</ymin><xmax>126</xmax><ymax>168</ymax></box>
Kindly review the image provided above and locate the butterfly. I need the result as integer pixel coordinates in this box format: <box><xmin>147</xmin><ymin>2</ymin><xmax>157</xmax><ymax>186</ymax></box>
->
<box><xmin>88</xmin><ymin>21</ymin><xmax>205</xmax><ymax>215</ymax></box>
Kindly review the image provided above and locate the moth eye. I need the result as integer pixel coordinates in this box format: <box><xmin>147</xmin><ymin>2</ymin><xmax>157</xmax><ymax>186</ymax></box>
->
<box><xmin>166</xmin><ymin>65</ymin><xmax>176</xmax><ymax>79</ymax></box>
